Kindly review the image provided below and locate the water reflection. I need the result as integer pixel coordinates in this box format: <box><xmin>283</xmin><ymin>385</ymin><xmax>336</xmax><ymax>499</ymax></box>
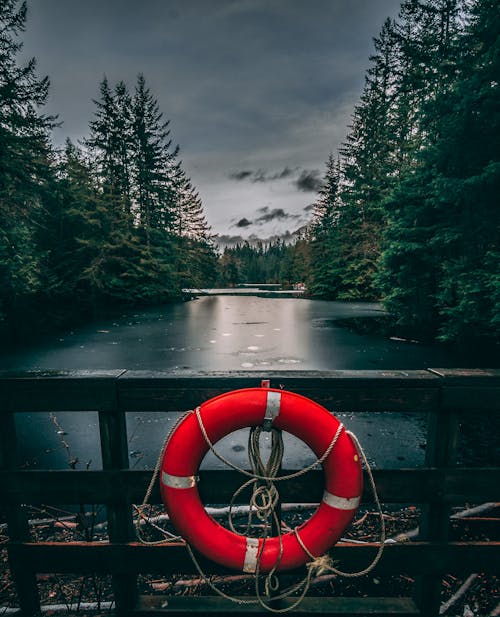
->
<box><xmin>2</xmin><ymin>295</ymin><xmax>476</xmax><ymax>472</ymax></box>
<box><xmin>0</xmin><ymin>295</ymin><xmax>472</xmax><ymax>371</ymax></box>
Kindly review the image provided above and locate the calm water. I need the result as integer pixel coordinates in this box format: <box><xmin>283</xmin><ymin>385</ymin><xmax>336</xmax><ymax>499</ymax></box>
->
<box><xmin>0</xmin><ymin>295</ymin><xmax>472</xmax><ymax>371</ymax></box>
<box><xmin>1</xmin><ymin>295</ymin><xmax>484</xmax><ymax>471</ymax></box>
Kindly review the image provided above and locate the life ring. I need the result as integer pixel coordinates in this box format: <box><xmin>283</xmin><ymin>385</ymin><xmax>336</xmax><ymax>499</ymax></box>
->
<box><xmin>160</xmin><ymin>388</ymin><xmax>363</xmax><ymax>573</ymax></box>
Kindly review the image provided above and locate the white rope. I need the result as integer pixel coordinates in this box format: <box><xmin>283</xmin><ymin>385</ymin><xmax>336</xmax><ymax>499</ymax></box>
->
<box><xmin>133</xmin><ymin>412</ymin><xmax>192</xmax><ymax>545</ymax></box>
<box><xmin>135</xmin><ymin>404</ymin><xmax>384</xmax><ymax>613</ymax></box>
<box><xmin>293</xmin><ymin>430</ymin><xmax>385</xmax><ymax>579</ymax></box>
<box><xmin>195</xmin><ymin>405</ymin><xmax>344</xmax><ymax>482</ymax></box>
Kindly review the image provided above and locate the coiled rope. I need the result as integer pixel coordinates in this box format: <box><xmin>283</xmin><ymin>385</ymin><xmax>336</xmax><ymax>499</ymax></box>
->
<box><xmin>135</xmin><ymin>407</ymin><xmax>385</xmax><ymax>613</ymax></box>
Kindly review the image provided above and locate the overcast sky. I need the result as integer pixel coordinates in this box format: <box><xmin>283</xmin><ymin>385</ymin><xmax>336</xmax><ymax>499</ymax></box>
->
<box><xmin>20</xmin><ymin>0</ymin><xmax>402</xmax><ymax>240</ymax></box>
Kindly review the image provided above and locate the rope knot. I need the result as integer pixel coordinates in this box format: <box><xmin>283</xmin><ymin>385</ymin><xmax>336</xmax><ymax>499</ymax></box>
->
<box><xmin>306</xmin><ymin>554</ymin><xmax>334</xmax><ymax>577</ymax></box>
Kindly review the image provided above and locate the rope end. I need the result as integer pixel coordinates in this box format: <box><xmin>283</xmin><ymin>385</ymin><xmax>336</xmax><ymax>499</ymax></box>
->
<box><xmin>306</xmin><ymin>554</ymin><xmax>335</xmax><ymax>577</ymax></box>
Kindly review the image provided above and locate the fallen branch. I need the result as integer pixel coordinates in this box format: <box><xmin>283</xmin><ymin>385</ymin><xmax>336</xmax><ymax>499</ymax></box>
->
<box><xmin>107</xmin><ymin>502</ymin><xmax>318</xmax><ymax>532</ymax></box>
<box><xmin>2</xmin><ymin>502</ymin><xmax>496</xmax><ymax>533</ymax></box>
<box><xmin>0</xmin><ymin>601</ymin><xmax>114</xmax><ymax>615</ymax></box>
<box><xmin>451</xmin><ymin>503</ymin><xmax>498</xmax><ymax>519</ymax></box>
<box><xmin>151</xmin><ymin>574</ymin><xmax>250</xmax><ymax>591</ymax></box>
<box><xmin>439</xmin><ymin>573</ymin><xmax>478</xmax><ymax>615</ymax></box>
<box><xmin>388</xmin><ymin>502</ymin><xmax>500</xmax><ymax>543</ymax></box>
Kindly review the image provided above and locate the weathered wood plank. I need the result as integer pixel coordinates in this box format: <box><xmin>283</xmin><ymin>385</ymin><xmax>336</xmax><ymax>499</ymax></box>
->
<box><xmin>0</xmin><ymin>411</ymin><xmax>40</xmax><ymax>614</ymax></box>
<box><xmin>98</xmin><ymin>395</ymin><xmax>137</xmax><ymax>609</ymax></box>
<box><xmin>417</xmin><ymin>372</ymin><xmax>461</xmax><ymax>617</ymax></box>
<box><xmin>117</xmin><ymin>370</ymin><xmax>441</xmax><ymax>412</ymax></box>
<box><xmin>429</xmin><ymin>368</ymin><xmax>500</xmax><ymax>411</ymax></box>
<box><xmin>1</xmin><ymin>468</ymin><xmax>499</xmax><ymax>505</ymax></box>
<box><xmin>0</xmin><ymin>370</ymin><xmax>126</xmax><ymax>412</ymax></box>
<box><xmin>8</xmin><ymin>541</ymin><xmax>499</xmax><ymax>575</ymax></box>
<box><xmin>134</xmin><ymin>595</ymin><xmax>420</xmax><ymax>616</ymax></box>
<box><xmin>428</xmin><ymin>368</ymin><xmax>500</xmax><ymax>381</ymax></box>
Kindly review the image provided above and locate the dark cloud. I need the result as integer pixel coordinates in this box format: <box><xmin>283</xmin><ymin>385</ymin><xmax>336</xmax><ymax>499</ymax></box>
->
<box><xmin>274</xmin><ymin>167</ymin><xmax>295</xmax><ymax>180</ymax></box>
<box><xmin>19</xmin><ymin>0</ymin><xmax>403</xmax><ymax>235</ymax></box>
<box><xmin>231</xmin><ymin>206</ymin><xmax>302</xmax><ymax>229</ymax></box>
<box><xmin>229</xmin><ymin>167</ymin><xmax>323</xmax><ymax>195</ymax></box>
<box><xmin>228</xmin><ymin>170</ymin><xmax>253</xmax><ymax>181</ymax></box>
<box><xmin>295</xmin><ymin>170</ymin><xmax>323</xmax><ymax>193</ymax></box>
<box><xmin>303</xmin><ymin>204</ymin><xmax>315</xmax><ymax>212</ymax></box>
<box><xmin>235</xmin><ymin>217</ymin><xmax>252</xmax><ymax>228</ymax></box>
<box><xmin>254</xmin><ymin>167</ymin><xmax>296</xmax><ymax>182</ymax></box>
<box><xmin>254</xmin><ymin>207</ymin><xmax>301</xmax><ymax>225</ymax></box>
<box><xmin>228</xmin><ymin>167</ymin><xmax>297</xmax><ymax>184</ymax></box>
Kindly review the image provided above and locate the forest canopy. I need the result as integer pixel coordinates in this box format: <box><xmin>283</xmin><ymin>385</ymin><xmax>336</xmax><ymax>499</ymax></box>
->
<box><xmin>0</xmin><ymin>0</ymin><xmax>217</xmax><ymax>339</ymax></box>
<box><xmin>1</xmin><ymin>0</ymin><xmax>498</xmax><ymax>348</ymax></box>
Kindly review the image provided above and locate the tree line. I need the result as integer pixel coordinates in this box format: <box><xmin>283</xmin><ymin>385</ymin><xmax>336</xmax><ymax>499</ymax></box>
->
<box><xmin>2</xmin><ymin>0</ymin><xmax>498</xmax><ymax>348</ymax></box>
<box><xmin>220</xmin><ymin>0</ymin><xmax>499</xmax><ymax>347</ymax></box>
<box><xmin>216</xmin><ymin>239</ymin><xmax>309</xmax><ymax>288</ymax></box>
<box><xmin>0</xmin><ymin>0</ymin><xmax>217</xmax><ymax>340</ymax></box>
<box><xmin>306</xmin><ymin>0</ymin><xmax>499</xmax><ymax>345</ymax></box>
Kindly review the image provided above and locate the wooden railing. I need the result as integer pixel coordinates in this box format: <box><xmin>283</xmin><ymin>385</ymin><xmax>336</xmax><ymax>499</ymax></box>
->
<box><xmin>0</xmin><ymin>369</ymin><xmax>499</xmax><ymax>616</ymax></box>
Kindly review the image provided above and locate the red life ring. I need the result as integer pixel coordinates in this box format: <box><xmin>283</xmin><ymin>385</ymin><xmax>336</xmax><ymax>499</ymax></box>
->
<box><xmin>160</xmin><ymin>388</ymin><xmax>363</xmax><ymax>573</ymax></box>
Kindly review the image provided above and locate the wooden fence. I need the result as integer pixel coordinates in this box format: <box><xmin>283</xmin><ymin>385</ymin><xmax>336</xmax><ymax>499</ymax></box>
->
<box><xmin>0</xmin><ymin>369</ymin><xmax>499</xmax><ymax>616</ymax></box>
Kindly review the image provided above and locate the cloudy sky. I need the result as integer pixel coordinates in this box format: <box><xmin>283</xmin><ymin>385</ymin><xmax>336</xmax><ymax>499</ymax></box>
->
<box><xmin>20</xmin><ymin>0</ymin><xmax>402</xmax><ymax>240</ymax></box>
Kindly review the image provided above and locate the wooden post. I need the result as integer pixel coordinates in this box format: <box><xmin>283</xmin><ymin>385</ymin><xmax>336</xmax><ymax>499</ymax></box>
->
<box><xmin>98</xmin><ymin>374</ymin><xmax>137</xmax><ymax>613</ymax></box>
<box><xmin>415</xmin><ymin>371</ymin><xmax>460</xmax><ymax>617</ymax></box>
<box><xmin>0</xmin><ymin>411</ymin><xmax>41</xmax><ymax>616</ymax></box>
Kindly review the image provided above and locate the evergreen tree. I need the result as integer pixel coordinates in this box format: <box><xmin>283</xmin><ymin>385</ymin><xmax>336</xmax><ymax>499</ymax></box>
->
<box><xmin>48</xmin><ymin>140</ymin><xmax>116</xmax><ymax>305</ymax></box>
<box><xmin>379</xmin><ymin>0</ymin><xmax>499</xmax><ymax>344</ymax></box>
<box><xmin>307</xmin><ymin>155</ymin><xmax>345</xmax><ymax>298</ymax></box>
<box><xmin>86</xmin><ymin>78</ymin><xmax>134</xmax><ymax>219</ymax></box>
<box><xmin>171</xmin><ymin>164</ymin><xmax>217</xmax><ymax>287</ymax></box>
<box><xmin>336</xmin><ymin>18</ymin><xmax>400</xmax><ymax>300</ymax></box>
<box><xmin>132</xmin><ymin>73</ymin><xmax>178</xmax><ymax>237</ymax></box>
<box><xmin>0</xmin><ymin>0</ymin><xmax>55</xmax><ymax>334</ymax></box>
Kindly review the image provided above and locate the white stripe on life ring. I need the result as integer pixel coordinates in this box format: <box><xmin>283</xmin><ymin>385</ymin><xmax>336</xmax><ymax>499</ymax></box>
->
<box><xmin>161</xmin><ymin>471</ymin><xmax>197</xmax><ymax>489</ymax></box>
<box><xmin>243</xmin><ymin>537</ymin><xmax>260</xmax><ymax>573</ymax></box>
<box><xmin>263</xmin><ymin>390</ymin><xmax>281</xmax><ymax>430</ymax></box>
<box><xmin>322</xmin><ymin>490</ymin><xmax>361</xmax><ymax>510</ymax></box>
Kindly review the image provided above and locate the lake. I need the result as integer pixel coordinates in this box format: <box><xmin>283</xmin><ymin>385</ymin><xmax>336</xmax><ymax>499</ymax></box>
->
<box><xmin>1</xmin><ymin>294</ymin><xmax>489</xmax><ymax>472</ymax></box>
<box><xmin>0</xmin><ymin>295</ymin><xmax>474</xmax><ymax>372</ymax></box>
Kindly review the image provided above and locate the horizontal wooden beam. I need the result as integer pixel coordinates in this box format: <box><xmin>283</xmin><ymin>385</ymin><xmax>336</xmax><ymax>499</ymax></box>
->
<box><xmin>429</xmin><ymin>368</ymin><xmax>500</xmax><ymax>411</ymax></box>
<box><xmin>0</xmin><ymin>370</ymin><xmax>443</xmax><ymax>413</ymax></box>
<box><xmin>0</xmin><ymin>370</ymin><xmax>126</xmax><ymax>412</ymax></box>
<box><xmin>1</xmin><ymin>369</ymin><xmax>499</xmax><ymax>413</ymax></box>
<box><xmin>117</xmin><ymin>370</ymin><xmax>441</xmax><ymax>412</ymax></box>
<box><xmin>1</xmin><ymin>468</ymin><xmax>499</xmax><ymax>505</ymax></box>
<box><xmin>134</xmin><ymin>595</ymin><xmax>420</xmax><ymax>616</ymax></box>
<box><xmin>8</xmin><ymin>541</ymin><xmax>499</xmax><ymax>575</ymax></box>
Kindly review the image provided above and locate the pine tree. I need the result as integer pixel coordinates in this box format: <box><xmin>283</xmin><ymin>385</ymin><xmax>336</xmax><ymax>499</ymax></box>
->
<box><xmin>378</xmin><ymin>0</ymin><xmax>498</xmax><ymax>344</ymax></box>
<box><xmin>308</xmin><ymin>155</ymin><xmax>345</xmax><ymax>298</ymax></box>
<box><xmin>87</xmin><ymin>78</ymin><xmax>134</xmax><ymax>219</ymax></box>
<box><xmin>132</xmin><ymin>74</ymin><xmax>178</xmax><ymax>237</ymax></box>
<box><xmin>171</xmin><ymin>163</ymin><xmax>217</xmax><ymax>287</ymax></box>
<box><xmin>0</xmin><ymin>0</ymin><xmax>56</xmax><ymax>334</ymax></box>
<box><xmin>426</xmin><ymin>0</ymin><xmax>500</xmax><ymax>343</ymax></box>
<box><xmin>48</xmin><ymin>140</ymin><xmax>114</xmax><ymax>305</ymax></box>
<box><xmin>310</xmin><ymin>17</ymin><xmax>401</xmax><ymax>302</ymax></box>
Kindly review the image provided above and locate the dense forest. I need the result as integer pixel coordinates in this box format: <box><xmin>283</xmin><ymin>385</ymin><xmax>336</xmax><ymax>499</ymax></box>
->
<box><xmin>0</xmin><ymin>0</ymin><xmax>217</xmax><ymax>340</ymax></box>
<box><xmin>1</xmin><ymin>0</ymin><xmax>499</xmax><ymax>348</ymax></box>
<box><xmin>307</xmin><ymin>0</ymin><xmax>500</xmax><ymax>345</ymax></box>
<box><xmin>224</xmin><ymin>0</ymin><xmax>499</xmax><ymax>346</ymax></box>
<box><xmin>216</xmin><ymin>238</ymin><xmax>309</xmax><ymax>287</ymax></box>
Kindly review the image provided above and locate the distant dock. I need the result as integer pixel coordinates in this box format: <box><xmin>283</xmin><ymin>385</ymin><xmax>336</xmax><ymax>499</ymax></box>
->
<box><xmin>184</xmin><ymin>285</ymin><xmax>306</xmax><ymax>298</ymax></box>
